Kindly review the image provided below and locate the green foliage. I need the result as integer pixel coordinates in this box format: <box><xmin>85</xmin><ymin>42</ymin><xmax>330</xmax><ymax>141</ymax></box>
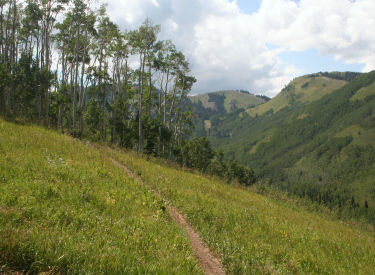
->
<box><xmin>84</xmin><ymin>99</ymin><xmax>103</xmax><ymax>141</ymax></box>
<box><xmin>306</xmin><ymin>71</ymin><xmax>362</xmax><ymax>82</ymax></box>
<box><xmin>178</xmin><ymin>137</ymin><xmax>256</xmax><ymax>186</ymax></box>
<box><xmin>181</xmin><ymin>137</ymin><xmax>214</xmax><ymax>170</ymax></box>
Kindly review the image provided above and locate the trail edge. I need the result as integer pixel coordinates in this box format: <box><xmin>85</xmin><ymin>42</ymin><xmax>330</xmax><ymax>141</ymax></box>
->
<box><xmin>112</xmin><ymin>159</ymin><xmax>226</xmax><ymax>275</ymax></box>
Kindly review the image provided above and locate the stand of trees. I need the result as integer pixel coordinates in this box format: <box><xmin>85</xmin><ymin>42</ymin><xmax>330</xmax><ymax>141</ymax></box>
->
<box><xmin>179</xmin><ymin>137</ymin><xmax>256</xmax><ymax>186</ymax></box>
<box><xmin>0</xmin><ymin>0</ymin><xmax>195</xmax><ymax>159</ymax></box>
<box><xmin>0</xmin><ymin>0</ymin><xmax>256</xmax><ymax>186</ymax></box>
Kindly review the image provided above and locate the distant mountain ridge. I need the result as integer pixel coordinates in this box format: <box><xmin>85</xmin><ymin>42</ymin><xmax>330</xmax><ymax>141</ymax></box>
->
<box><xmin>189</xmin><ymin>90</ymin><xmax>269</xmax><ymax>114</ymax></box>
<box><xmin>188</xmin><ymin>90</ymin><xmax>269</xmax><ymax>136</ymax></box>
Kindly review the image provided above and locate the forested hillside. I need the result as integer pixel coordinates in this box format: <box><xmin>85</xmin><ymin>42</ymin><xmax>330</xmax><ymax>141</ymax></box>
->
<box><xmin>200</xmin><ymin>71</ymin><xmax>375</xmax><ymax>223</ymax></box>
<box><xmin>188</xmin><ymin>90</ymin><xmax>268</xmax><ymax>137</ymax></box>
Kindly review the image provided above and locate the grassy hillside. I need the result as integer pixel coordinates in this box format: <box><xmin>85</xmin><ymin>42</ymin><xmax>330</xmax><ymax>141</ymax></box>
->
<box><xmin>0</xmin><ymin>119</ymin><xmax>202</xmax><ymax>274</ymax></box>
<box><xmin>1</xmin><ymin>119</ymin><xmax>375</xmax><ymax>274</ymax></box>
<box><xmin>246</xmin><ymin>75</ymin><xmax>347</xmax><ymax>117</ymax></box>
<box><xmin>202</xmin><ymin>71</ymin><xmax>375</xmax><ymax>223</ymax></box>
<box><xmin>110</xmin><ymin>149</ymin><xmax>375</xmax><ymax>274</ymax></box>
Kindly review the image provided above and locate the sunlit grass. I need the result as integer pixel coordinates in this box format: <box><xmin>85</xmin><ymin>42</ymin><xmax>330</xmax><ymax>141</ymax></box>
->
<box><xmin>111</xmin><ymin>149</ymin><xmax>375</xmax><ymax>274</ymax></box>
<box><xmin>247</xmin><ymin>76</ymin><xmax>346</xmax><ymax>117</ymax></box>
<box><xmin>0</xmin><ymin>119</ymin><xmax>202</xmax><ymax>274</ymax></box>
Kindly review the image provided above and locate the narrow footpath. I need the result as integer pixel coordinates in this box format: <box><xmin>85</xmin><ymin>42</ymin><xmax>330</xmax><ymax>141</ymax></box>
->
<box><xmin>111</xmin><ymin>159</ymin><xmax>226</xmax><ymax>275</ymax></box>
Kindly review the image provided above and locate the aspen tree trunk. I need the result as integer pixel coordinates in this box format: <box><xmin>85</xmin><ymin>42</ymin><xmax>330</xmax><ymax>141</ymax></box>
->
<box><xmin>148</xmin><ymin>61</ymin><xmax>152</xmax><ymax>117</ymax></box>
<box><xmin>138</xmin><ymin>53</ymin><xmax>145</xmax><ymax>152</ymax></box>
<box><xmin>10</xmin><ymin>0</ymin><xmax>16</xmax><ymax>115</ymax></box>
<box><xmin>36</xmin><ymin>34</ymin><xmax>41</xmax><ymax>122</ymax></box>
<box><xmin>158</xmin><ymin>73</ymin><xmax>164</xmax><ymax>156</ymax></box>
<box><xmin>162</xmin><ymin>69</ymin><xmax>170</xmax><ymax>155</ymax></box>
<box><xmin>69</xmin><ymin>63</ymin><xmax>74</xmax><ymax>134</ymax></box>
<box><xmin>73</xmin><ymin>25</ymin><xmax>80</xmax><ymax>130</ymax></box>
<box><xmin>4</xmin><ymin>3</ymin><xmax>11</xmax><ymax>64</ymax></box>
<box><xmin>79</xmin><ymin>29</ymin><xmax>88</xmax><ymax>135</ymax></box>
<box><xmin>163</xmin><ymin>69</ymin><xmax>169</xmax><ymax>124</ymax></box>
<box><xmin>168</xmin><ymin>84</ymin><xmax>177</xmax><ymax>128</ymax></box>
<box><xmin>45</xmin><ymin>22</ymin><xmax>51</xmax><ymax>127</ymax></box>
<box><xmin>0</xmin><ymin>5</ymin><xmax>4</xmax><ymax>62</ymax></box>
<box><xmin>111</xmin><ymin>59</ymin><xmax>117</xmax><ymax>144</ymax></box>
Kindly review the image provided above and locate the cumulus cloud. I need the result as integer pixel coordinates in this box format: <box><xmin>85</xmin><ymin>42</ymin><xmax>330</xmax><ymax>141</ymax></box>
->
<box><xmin>261</xmin><ymin>0</ymin><xmax>375</xmax><ymax>71</ymax></box>
<box><xmin>103</xmin><ymin>0</ymin><xmax>375</xmax><ymax>96</ymax></box>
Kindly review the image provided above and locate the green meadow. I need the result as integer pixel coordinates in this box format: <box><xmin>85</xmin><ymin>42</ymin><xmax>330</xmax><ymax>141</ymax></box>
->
<box><xmin>0</xmin><ymin>119</ymin><xmax>202</xmax><ymax>274</ymax></box>
<box><xmin>110</xmin><ymin>149</ymin><xmax>375</xmax><ymax>274</ymax></box>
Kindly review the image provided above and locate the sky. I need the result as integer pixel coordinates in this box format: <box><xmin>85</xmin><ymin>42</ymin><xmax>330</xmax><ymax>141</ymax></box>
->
<box><xmin>103</xmin><ymin>0</ymin><xmax>375</xmax><ymax>97</ymax></box>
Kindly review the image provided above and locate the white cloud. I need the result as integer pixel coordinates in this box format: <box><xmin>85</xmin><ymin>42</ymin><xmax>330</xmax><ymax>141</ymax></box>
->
<box><xmin>103</xmin><ymin>0</ymin><xmax>375</xmax><ymax>96</ymax></box>
<box><xmin>261</xmin><ymin>0</ymin><xmax>375</xmax><ymax>70</ymax></box>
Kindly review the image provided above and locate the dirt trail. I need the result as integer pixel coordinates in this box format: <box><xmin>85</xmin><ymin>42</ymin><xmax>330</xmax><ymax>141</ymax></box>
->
<box><xmin>112</xmin><ymin>159</ymin><xmax>226</xmax><ymax>275</ymax></box>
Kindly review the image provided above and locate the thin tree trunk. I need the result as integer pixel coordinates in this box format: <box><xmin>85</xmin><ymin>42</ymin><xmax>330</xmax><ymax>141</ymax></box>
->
<box><xmin>0</xmin><ymin>5</ymin><xmax>4</xmax><ymax>62</ymax></box>
<box><xmin>138</xmin><ymin>53</ymin><xmax>145</xmax><ymax>152</ymax></box>
<box><xmin>10</xmin><ymin>0</ymin><xmax>16</xmax><ymax>115</ymax></box>
<box><xmin>69</xmin><ymin>63</ymin><xmax>74</xmax><ymax>134</ymax></box>
<box><xmin>148</xmin><ymin>60</ymin><xmax>152</xmax><ymax>117</ymax></box>
<box><xmin>163</xmin><ymin>68</ymin><xmax>169</xmax><ymax>124</ymax></box>
<box><xmin>168</xmin><ymin>84</ymin><xmax>177</xmax><ymax>128</ymax></box>
<box><xmin>158</xmin><ymin>72</ymin><xmax>164</xmax><ymax>156</ymax></box>
<box><xmin>73</xmin><ymin>25</ymin><xmax>80</xmax><ymax>130</ymax></box>
<box><xmin>4</xmin><ymin>3</ymin><xmax>11</xmax><ymax>64</ymax></box>
<box><xmin>36</xmin><ymin>33</ymin><xmax>41</xmax><ymax>122</ymax></box>
<box><xmin>79</xmin><ymin>28</ymin><xmax>88</xmax><ymax>135</ymax></box>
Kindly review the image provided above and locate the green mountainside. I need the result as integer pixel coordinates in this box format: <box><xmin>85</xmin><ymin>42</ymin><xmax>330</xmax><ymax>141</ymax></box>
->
<box><xmin>1</xmin><ymin>119</ymin><xmax>375</xmax><ymax>273</ymax></box>
<box><xmin>190</xmin><ymin>90</ymin><xmax>268</xmax><ymax>113</ymax></box>
<box><xmin>198</xmin><ymin>71</ymin><xmax>375</xmax><ymax>223</ymax></box>
<box><xmin>188</xmin><ymin>90</ymin><xmax>269</xmax><ymax>136</ymax></box>
<box><xmin>246</xmin><ymin>75</ymin><xmax>347</xmax><ymax>117</ymax></box>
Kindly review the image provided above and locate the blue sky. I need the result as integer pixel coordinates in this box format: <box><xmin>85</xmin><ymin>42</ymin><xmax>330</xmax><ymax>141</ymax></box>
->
<box><xmin>236</xmin><ymin>0</ymin><xmax>261</xmax><ymax>14</ymax></box>
<box><xmin>279</xmin><ymin>49</ymin><xmax>365</xmax><ymax>75</ymax></box>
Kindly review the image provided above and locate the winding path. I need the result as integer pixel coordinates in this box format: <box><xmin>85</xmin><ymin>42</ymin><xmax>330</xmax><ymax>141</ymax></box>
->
<box><xmin>111</xmin><ymin>159</ymin><xmax>226</xmax><ymax>275</ymax></box>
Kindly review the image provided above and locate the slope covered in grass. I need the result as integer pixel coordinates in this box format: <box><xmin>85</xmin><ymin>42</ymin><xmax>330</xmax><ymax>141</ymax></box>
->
<box><xmin>0</xmin><ymin>119</ymin><xmax>202</xmax><ymax>274</ymax></box>
<box><xmin>246</xmin><ymin>75</ymin><xmax>347</xmax><ymax>117</ymax></box>
<box><xmin>110</xmin><ymin>149</ymin><xmax>375</xmax><ymax>275</ymax></box>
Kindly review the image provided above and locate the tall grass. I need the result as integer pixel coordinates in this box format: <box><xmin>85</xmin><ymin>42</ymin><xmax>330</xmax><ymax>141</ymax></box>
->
<box><xmin>0</xmin><ymin>119</ymin><xmax>203</xmax><ymax>274</ymax></box>
<box><xmin>111</xmin><ymin>149</ymin><xmax>375</xmax><ymax>274</ymax></box>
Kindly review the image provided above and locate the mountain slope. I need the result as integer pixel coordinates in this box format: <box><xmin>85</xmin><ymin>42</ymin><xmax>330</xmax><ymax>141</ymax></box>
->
<box><xmin>246</xmin><ymin>75</ymin><xmax>347</xmax><ymax>117</ymax></box>
<box><xmin>0</xmin><ymin>119</ymin><xmax>202</xmax><ymax>274</ymax></box>
<box><xmin>1</xmin><ymin>119</ymin><xmax>375</xmax><ymax>274</ymax></box>
<box><xmin>111</xmin><ymin>149</ymin><xmax>375</xmax><ymax>274</ymax></box>
<box><xmin>190</xmin><ymin>90</ymin><xmax>268</xmax><ymax>114</ymax></box>
<box><xmin>202</xmin><ymin>71</ymin><xmax>375</xmax><ymax>223</ymax></box>
<box><xmin>188</xmin><ymin>90</ymin><xmax>268</xmax><ymax>136</ymax></box>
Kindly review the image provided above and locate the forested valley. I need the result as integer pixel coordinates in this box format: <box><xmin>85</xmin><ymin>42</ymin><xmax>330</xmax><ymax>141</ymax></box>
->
<box><xmin>192</xmin><ymin>72</ymin><xmax>375</xmax><ymax>224</ymax></box>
